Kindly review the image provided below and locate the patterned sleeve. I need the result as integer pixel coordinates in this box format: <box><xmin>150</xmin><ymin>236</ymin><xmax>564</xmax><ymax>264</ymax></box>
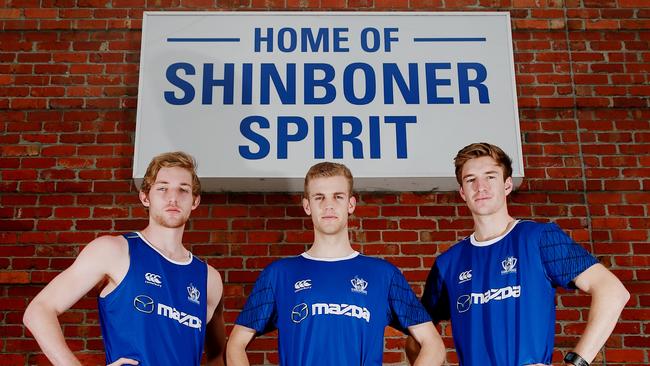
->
<box><xmin>387</xmin><ymin>266</ymin><xmax>432</xmax><ymax>334</ymax></box>
<box><xmin>421</xmin><ymin>261</ymin><xmax>450</xmax><ymax>324</ymax></box>
<box><xmin>234</xmin><ymin>267</ymin><xmax>278</xmax><ymax>335</ymax></box>
<box><xmin>538</xmin><ymin>223</ymin><xmax>598</xmax><ymax>289</ymax></box>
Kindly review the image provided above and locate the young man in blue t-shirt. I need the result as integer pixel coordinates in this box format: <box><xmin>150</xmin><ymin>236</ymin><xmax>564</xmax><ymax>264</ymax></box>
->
<box><xmin>227</xmin><ymin>162</ymin><xmax>445</xmax><ymax>366</ymax></box>
<box><xmin>408</xmin><ymin>142</ymin><xmax>629</xmax><ymax>366</ymax></box>
<box><xmin>24</xmin><ymin>152</ymin><xmax>226</xmax><ymax>366</ymax></box>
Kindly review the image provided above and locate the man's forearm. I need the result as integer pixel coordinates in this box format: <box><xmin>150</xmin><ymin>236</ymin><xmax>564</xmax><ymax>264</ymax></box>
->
<box><xmin>413</xmin><ymin>340</ymin><xmax>445</xmax><ymax>366</ymax></box>
<box><xmin>226</xmin><ymin>346</ymin><xmax>251</xmax><ymax>366</ymax></box>
<box><xmin>571</xmin><ymin>279</ymin><xmax>629</xmax><ymax>363</ymax></box>
<box><xmin>24</xmin><ymin>302</ymin><xmax>82</xmax><ymax>366</ymax></box>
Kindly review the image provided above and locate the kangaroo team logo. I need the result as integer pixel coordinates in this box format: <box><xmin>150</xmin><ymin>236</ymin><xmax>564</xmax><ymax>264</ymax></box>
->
<box><xmin>501</xmin><ymin>256</ymin><xmax>517</xmax><ymax>274</ymax></box>
<box><xmin>187</xmin><ymin>283</ymin><xmax>200</xmax><ymax>304</ymax></box>
<box><xmin>350</xmin><ymin>276</ymin><xmax>368</xmax><ymax>294</ymax></box>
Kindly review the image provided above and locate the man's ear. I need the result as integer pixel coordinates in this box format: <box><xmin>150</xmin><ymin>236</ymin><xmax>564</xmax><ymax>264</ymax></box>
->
<box><xmin>302</xmin><ymin>197</ymin><xmax>311</xmax><ymax>216</ymax></box>
<box><xmin>348</xmin><ymin>195</ymin><xmax>357</xmax><ymax>214</ymax></box>
<box><xmin>504</xmin><ymin>177</ymin><xmax>513</xmax><ymax>196</ymax></box>
<box><xmin>459</xmin><ymin>185</ymin><xmax>468</xmax><ymax>203</ymax></box>
<box><xmin>191</xmin><ymin>195</ymin><xmax>201</xmax><ymax>210</ymax></box>
<box><xmin>139</xmin><ymin>191</ymin><xmax>150</xmax><ymax>207</ymax></box>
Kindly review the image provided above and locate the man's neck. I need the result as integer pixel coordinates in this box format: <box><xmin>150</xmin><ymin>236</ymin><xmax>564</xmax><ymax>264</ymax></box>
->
<box><xmin>140</xmin><ymin>224</ymin><xmax>188</xmax><ymax>261</ymax></box>
<box><xmin>307</xmin><ymin>230</ymin><xmax>355</xmax><ymax>258</ymax></box>
<box><xmin>472</xmin><ymin>212</ymin><xmax>515</xmax><ymax>242</ymax></box>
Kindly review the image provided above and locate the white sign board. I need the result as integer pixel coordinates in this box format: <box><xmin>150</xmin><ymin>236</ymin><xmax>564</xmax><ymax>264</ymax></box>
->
<box><xmin>135</xmin><ymin>12</ymin><xmax>523</xmax><ymax>192</ymax></box>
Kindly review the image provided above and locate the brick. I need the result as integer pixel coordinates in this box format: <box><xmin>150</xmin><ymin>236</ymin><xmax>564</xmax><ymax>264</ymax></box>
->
<box><xmin>0</xmin><ymin>271</ymin><xmax>30</xmax><ymax>284</ymax></box>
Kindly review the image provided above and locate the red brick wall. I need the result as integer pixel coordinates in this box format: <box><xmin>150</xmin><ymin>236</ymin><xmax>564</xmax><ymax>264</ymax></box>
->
<box><xmin>1</xmin><ymin>1</ymin><xmax>649</xmax><ymax>365</ymax></box>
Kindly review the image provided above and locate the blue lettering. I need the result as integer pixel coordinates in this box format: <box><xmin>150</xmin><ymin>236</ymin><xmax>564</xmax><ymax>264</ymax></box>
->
<box><xmin>314</xmin><ymin>116</ymin><xmax>325</xmax><ymax>159</ymax></box>
<box><xmin>458</xmin><ymin>62</ymin><xmax>490</xmax><ymax>104</ymax></box>
<box><xmin>304</xmin><ymin>63</ymin><xmax>336</xmax><ymax>105</ymax></box>
<box><xmin>164</xmin><ymin>63</ymin><xmax>195</xmax><ymax>105</ymax></box>
<box><xmin>383</xmin><ymin>63</ymin><xmax>419</xmax><ymax>104</ymax></box>
<box><xmin>425</xmin><ymin>63</ymin><xmax>453</xmax><ymax>104</ymax></box>
<box><xmin>202</xmin><ymin>63</ymin><xmax>234</xmax><ymax>105</ymax></box>
<box><xmin>278</xmin><ymin>28</ymin><xmax>297</xmax><ymax>52</ymax></box>
<box><xmin>333</xmin><ymin>28</ymin><xmax>349</xmax><ymax>52</ymax></box>
<box><xmin>369</xmin><ymin>116</ymin><xmax>380</xmax><ymax>159</ymax></box>
<box><xmin>254</xmin><ymin>28</ymin><xmax>273</xmax><ymax>52</ymax></box>
<box><xmin>384</xmin><ymin>28</ymin><xmax>398</xmax><ymax>51</ymax></box>
<box><xmin>301</xmin><ymin>28</ymin><xmax>329</xmax><ymax>52</ymax></box>
<box><xmin>239</xmin><ymin>116</ymin><xmax>270</xmax><ymax>160</ymax></box>
<box><xmin>260</xmin><ymin>63</ymin><xmax>296</xmax><ymax>105</ymax></box>
<box><xmin>332</xmin><ymin>116</ymin><xmax>363</xmax><ymax>159</ymax></box>
<box><xmin>360</xmin><ymin>28</ymin><xmax>381</xmax><ymax>52</ymax></box>
<box><xmin>242</xmin><ymin>63</ymin><xmax>253</xmax><ymax>105</ymax></box>
<box><xmin>385</xmin><ymin>116</ymin><xmax>416</xmax><ymax>159</ymax></box>
<box><xmin>343</xmin><ymin>63</ymin><xmax>375</xmax><ymax>105</ymax></box>
<box><xmin>277</xmin><ymin>116</ymin><xmax>308</xmax><ymax>159</ymax></box>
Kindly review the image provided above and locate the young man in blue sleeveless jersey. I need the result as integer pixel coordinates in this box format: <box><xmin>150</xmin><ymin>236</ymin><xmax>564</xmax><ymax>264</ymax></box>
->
<box><xmin>407</xmin><ymin>142</ymin><xmax>629</xmax><ymax>366</ymax></box>
<box><xmin>227</xmin><ymin>162</ymin><xmax>445</xmax><ymax>366</ymax></box>
<box><xmin>24</xmin><ymin>152</ymin><xmax>226</xmax><ymax>366</ymax></box>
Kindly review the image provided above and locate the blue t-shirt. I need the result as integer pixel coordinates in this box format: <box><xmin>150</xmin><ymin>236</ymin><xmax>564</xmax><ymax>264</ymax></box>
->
<box><xmin>98</xmin><ymin>232</ymin><xmax>207</xmax><ymax>366</ymax></box>
<box><xmin>236</xmin><ymin>252</ymin><xmax>431</xmax><ymax>366</ymax></box>
<box><xmin>422</xmin><ymin>220</ymin><xmax>598</xmax><ymax>366</ymax></box>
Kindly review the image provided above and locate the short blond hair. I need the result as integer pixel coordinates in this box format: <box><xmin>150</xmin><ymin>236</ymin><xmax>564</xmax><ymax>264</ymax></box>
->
<box><xmin>304</xmin><ymin>162</ymin><xmax>353</xmax><ymax>198</ymax></box>
<box><xmin>140</xmin><ymin>151</ymin><xmax>201</xmax><ymax>197</ymax></box>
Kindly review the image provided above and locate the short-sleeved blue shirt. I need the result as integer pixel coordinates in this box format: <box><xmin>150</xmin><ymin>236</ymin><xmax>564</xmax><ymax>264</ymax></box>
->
<box><xmin>422</xmin><ymin>220</ymin><xmax>598</xmax><ymax>366</ymax></box>
<box><xmin>236</xmin><ymin>252</ymin><xmax>431</xmax><ymax>366</ymax></box>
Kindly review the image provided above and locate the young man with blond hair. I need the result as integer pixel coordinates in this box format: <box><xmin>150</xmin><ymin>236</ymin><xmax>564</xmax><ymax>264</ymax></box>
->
<box><xmin>228</xmin><ymin>162</ymin><xmax>445</xmax><ymax>366</ymax></box>
<box><xmin>408</xmin><ymin>142</ymin><xmax>629</xmax><ymax>366</ymax></box>
<box><xmin>24</xmin><ymin>151</ymin><xmax>225</xmax><ymax>366</ymax></box>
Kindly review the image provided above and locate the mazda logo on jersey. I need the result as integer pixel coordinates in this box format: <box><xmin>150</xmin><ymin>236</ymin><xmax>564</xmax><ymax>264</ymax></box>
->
<box><xmin>134</xmin><ymin>295</ymin><xmax>155</xmax><ymax>313</ymax></box>
<box><xmin>291</xmin><ymin>303</ymin><xmax>309</xmax><ymax>323</ymax></box>
<box><xmin>456</xmin><ymin>285</ymin><xmax>521</xmax><ymax>314</ymax></box>
<box><xmin>456</xmin><ymin>295</ymin><xmax>471</xmax><ymax>313</ymax></box>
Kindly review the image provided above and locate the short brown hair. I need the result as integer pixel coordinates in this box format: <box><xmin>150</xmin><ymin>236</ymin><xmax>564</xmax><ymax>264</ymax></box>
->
<box><xmin>140</xmin><ymin>151</ymin><xmax>201</xmax><ymax>197</ymax></box>
<box><xmin>304</xmin><ymin>162</ymin><xmax>353</xmax><ymax>198</ymax></box>
<box><xmin>454</xmin><ymin>142</ymin><xmax>512</xmax><ymax>184</ymax></box>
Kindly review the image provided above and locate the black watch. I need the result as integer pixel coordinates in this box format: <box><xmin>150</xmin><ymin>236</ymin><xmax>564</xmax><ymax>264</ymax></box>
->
<box><xmin>564</xmin><ymin>351</ymin><xmax>589</xmax><ymax>366</ymax></box>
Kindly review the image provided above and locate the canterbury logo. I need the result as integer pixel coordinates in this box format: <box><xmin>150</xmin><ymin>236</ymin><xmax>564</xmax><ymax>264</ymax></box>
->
<box><xmin>145</xmin><ymin>273</ymin><xmax>162</xmax><ymax>286</ymax></box>
<box><xmin>458</xmin><ymin>270</ymin><xmax>472</xmax><ymax>283</ymax></box>
<box><xmin>294</xmin><ymin>279</ymin><xmax>312</xmax><ymax>292</ymax></box>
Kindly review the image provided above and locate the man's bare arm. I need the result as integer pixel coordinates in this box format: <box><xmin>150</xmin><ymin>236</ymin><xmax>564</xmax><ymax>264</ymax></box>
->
<box><xmin>569</xmin><ymin>263</ymin><xmax>629</xmax><ymax>363</ymax></box>
<box><xmin>226</xmin><ymin>325</ymin><xmax>257</xmax><ymax>366</ymax></box>
<box><xmin>205</xmin><ymin>264</ymin><xmax>225</xmax><ymax>365</ymax></box>
<box><xmin>23</xmin><ymin>236</ymin><xmax>129</xmax><ymax>366</ymax></box>
<box><xmin>407</xmin><ymin>322</ymin><xmax>445</xmax><ymax>366</ymax></box>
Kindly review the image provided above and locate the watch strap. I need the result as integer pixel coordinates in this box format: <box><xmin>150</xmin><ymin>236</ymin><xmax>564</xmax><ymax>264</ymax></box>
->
<box><xmin>564</xmin><ymin>351</ymin><xmax>589</xmax><ymax>366</ymax></box>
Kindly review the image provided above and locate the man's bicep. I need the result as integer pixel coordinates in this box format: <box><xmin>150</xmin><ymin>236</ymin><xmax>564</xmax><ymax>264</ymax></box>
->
<box><xmin>228</xmin><ymin>325</ymin><xmax>256</xmax><ymax>349</ymax></box>
<box><xmin>205</xmin><ymin>299</ymin><xmax>226</xmax><ymax>365</ymax></box>
<box><xmin>572</xmin><ymin>263</ymin><xmax>615</xmax><ymax>294</ymax></box>
<box><xmin>34</xmin><ymin>237</ymin><xmax>123</xmax><ymax>313</ymax></box>
<box><xmin>407</xmin><ymin>321</ymin><xmax>438</xmax><ymax>345</ymax></box>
